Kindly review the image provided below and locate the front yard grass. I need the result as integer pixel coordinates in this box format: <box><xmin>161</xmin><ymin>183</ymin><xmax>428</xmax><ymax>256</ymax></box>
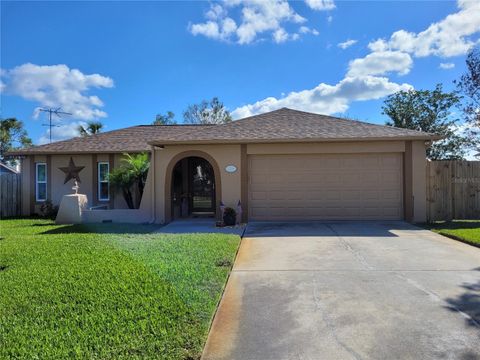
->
<box><xmin>425</xmin><ymin>220</ymin><xmax>480</xmax><ymax>247</ymax></box>
<box><xmin>0</xmin><ymin>218</ymin><xmax>240</xmax><ymax>359</ymax></box>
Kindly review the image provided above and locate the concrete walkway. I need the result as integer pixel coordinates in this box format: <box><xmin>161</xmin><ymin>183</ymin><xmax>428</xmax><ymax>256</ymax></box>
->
<box><xmin>202</xmin><ymin>221</ymin><xmax>480</xmax><ymax>360</ymax></box>
<box><xmin>156</xmin><ymin>218</ymin><xmax>246</xmax><ymax>236</ymax></box>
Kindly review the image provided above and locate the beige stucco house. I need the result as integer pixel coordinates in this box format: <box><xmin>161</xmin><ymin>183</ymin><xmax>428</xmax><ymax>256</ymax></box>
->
<box><xmin>8</xmin><ymin>108</ymin><xmax>438</xmax><ymax>223</ymax></box>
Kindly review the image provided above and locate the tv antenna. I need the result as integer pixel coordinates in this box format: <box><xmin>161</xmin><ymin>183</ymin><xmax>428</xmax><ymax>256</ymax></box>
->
<box><xmin>39</xmin><ymin>107</ymin><xmax>72</xmax><ymax>143</ymax></box>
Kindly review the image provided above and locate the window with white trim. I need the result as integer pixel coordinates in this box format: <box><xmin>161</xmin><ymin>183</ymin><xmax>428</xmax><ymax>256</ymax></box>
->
<box><xmin>98</xmin><ymin>162</ymin><xmax>110</xmax><ymax>201</ymax></box>
<box><xmin>35</xmin><ymin>163</ymin><xmax>47</xmax><ymax>202</ymax></box>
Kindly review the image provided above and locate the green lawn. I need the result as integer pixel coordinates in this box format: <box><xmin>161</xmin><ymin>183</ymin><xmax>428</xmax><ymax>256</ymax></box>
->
<box><xmin>425</xmin><ymin>220</ymin><xmax>480</xmax><ymax>247</ymax></box>
<box><xmin>0</xmin><ymin>218</ymin><xmax>240</xmax><ymax>359</ymax></box>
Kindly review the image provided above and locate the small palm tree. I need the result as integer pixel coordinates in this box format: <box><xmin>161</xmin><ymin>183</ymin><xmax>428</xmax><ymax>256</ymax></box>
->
<box><xmin>109</xmin><ymin>153</ymin><xmax>150</xmax><ymax>209</ymax></box>
<box><xmin>109</xmin><ymin>168</ymin><xmax>136</xmax><ymax>209</ymax></box>
<box><xmin>78</xmin><ymin>121</ymin><xmax>103</xmax><ymax>137</ymax></box>
<box><xmin>122</xmin><ymin>153</ymin><xmax>149</xmax><ymax>207</ymax></box>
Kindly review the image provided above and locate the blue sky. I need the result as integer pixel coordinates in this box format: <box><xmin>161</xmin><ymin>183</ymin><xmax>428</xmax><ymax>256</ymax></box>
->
<box><xmin>1</xmin><ymin>0</ymin><xmax>479</xmax><ymax>145</ymax></box>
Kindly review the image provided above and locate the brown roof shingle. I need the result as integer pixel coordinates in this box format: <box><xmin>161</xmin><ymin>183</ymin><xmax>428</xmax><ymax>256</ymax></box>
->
<box><xmin>150</xmin><ymin>108</ymin><xmax>438</xmax><ymax>144</ymax></box>
<box><xmin>8</xmin><ymin>108</ymin><xmax>438</xmax><ymax>155</ymax></box>
<box><xmin>7</xmin><ymin>125</ymin><xmax>212</xmax><ymax>155</ymax></box>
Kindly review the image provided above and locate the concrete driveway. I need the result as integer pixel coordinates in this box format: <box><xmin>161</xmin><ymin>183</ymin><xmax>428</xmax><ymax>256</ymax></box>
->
<box><xmin>202</xmin><ymin>221</ymin><xmax>480</xmax><ymax>360</ymax></box>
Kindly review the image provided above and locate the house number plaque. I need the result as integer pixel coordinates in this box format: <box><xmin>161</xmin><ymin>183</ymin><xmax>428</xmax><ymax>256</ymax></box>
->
<box><xmin>225</xmin><ymin>165</ymin><xmax>237</xmax><ymax>173</ymax></box>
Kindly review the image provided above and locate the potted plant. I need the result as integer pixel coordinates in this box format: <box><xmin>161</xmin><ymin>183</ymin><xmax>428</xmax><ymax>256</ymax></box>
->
<box><xmin>223</xmin><ymin>207</ymin><xmax>237</xmax><ymax>226</ymax></box>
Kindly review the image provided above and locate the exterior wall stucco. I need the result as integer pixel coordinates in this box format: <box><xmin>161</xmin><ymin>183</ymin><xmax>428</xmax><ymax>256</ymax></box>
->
<box><xmin>82</xmin><ymin>209</ymin><xmax>150</xmax><ymax>223</ymax></box>
<box><xmin>20</xmin><ymin>156</ymin><xmax>32</xmax><ymax>215</ymax></box>
<box><xmin>411</xmin><ymin>140</ymin><xmax>427</xmax><ymax>223</ymax></box>
<box><xmin>139</xmin><ymin>158</ymin><xmax>154</xmax><ymax>215</ymax></box>
<box><xmin>50</xmin><ymin>154</ymin><xmax>93</xmax><ymax>206</ymax></box>
<box><xmin>247</xmin><ymin>141</ymin><xmax>406</xmax><ymax>155</ymax></box>
<box><xmin>20</xmin><ymin>153</ymin><xmax>134</xmax><ymax>215</ymax></box>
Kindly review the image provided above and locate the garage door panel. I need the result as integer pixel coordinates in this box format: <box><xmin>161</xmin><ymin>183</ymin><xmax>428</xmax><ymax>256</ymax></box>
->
<box><xmin>248</xmin><ymin>153</ymin><xmax>403</xmax><ymax>221</ymax></box>
<box><xmin>381</xmin><ymin>190</ymin><xmax>402</xmax><ymax>200</ymax></box>
<box><xmin>342</xmin><ymin>174</ymin><xmax>364</xmax><ymax>186</ymax></box>
<box><xmin>381</xmin><ymin>154</ymin><xmax>402</xmax><ymax>167</ymax></box>
<box><xmin>250</xmin><ymin>191</ymin><xmax>267</xmax><ymax>200</ymax></box>
<box><xmin>250</xmin><ymin>207</ymin><xmax>268</xmax><ymax>217</ymax></box>
<box><xmin>341</xmin><ymin>191</ymin><xmax>362</xmax><ymax>201</ymax></box>
<box><xmin>383</xmin><ymin>207</ymin><xmax>402</xmax><ymax>217</ymax></box>
<box><xmin>359</xmin><ymin>173</ymin><xmax>380</xmax><ymax>184</ymax></box>
<box><xmin>381</xmin><ymin>172</ymin><xmax>400</xmax><ymax>183</ymax></box>
<box><xmin>269</xmin><ymin>191</ymin><xmax>287</xmax><ymax>200</ymax></box>
<box><xmin>325</xmin><ymin>191</ymin><xmax>342</xmax><ymax>200</ymax></box>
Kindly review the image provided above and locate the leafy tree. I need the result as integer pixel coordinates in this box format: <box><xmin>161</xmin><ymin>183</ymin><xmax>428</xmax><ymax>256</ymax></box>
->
<box><xmin>382</xmin><ymin>84</ymin><xmax>469</xmax><ymax>160</ymax></box>
<box><xmin>0</xmin><ymin>118</ymin><xmax>32</xmax><ymax>164</ymax></box>
<box><xmin>109</xmin><ymin>153</ymin><xmax>149</xmax><ymax>209</ymax></box>
<box><xmin>78</xmin><ymin>121</ymin><xmax>103</xmax><ymax>136</ymax></box>
<box><xmin>153</xmin><ymin>111</ymin><xmax>176</xmax><ymax>125</ymax></box>
<box><xmin>183</xmin><ymin>97</ymin><xmax>232</xmax><ymax>124</ymax></box>
<box><xmin>455</xmin><ymin>47</ymin><xmax>480</xmax><ymax>154</ymax></box>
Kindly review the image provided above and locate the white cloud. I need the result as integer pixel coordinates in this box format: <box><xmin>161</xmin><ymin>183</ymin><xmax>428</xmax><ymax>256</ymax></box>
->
<box><xmin>190</xmin><ymin>0</ymin><xmax>313</xmax><ymax>44</ymax></box>
<box><xmin>369</xmin><ymin>0</ymin><xmax>480</xmax><ymax>58</ymax></box>
<box><xmin>439</xmin><ymin>62</ymin><xmax>455</xmax><ymax>70</ymax></box>
<box><xmin>232</xmin><ymin>0</ymin><xmax>480</xmax><ymax>119</ymax></box>
<box><xmin>299</xmin><ymin>26</ymin><xmax>319</xmax><ymax>36</ymax></box>
<box><xmin>37</xmin><ymin>120</ymin><xmax>87</xmax><ymax>145</ymax></box>
<box><xmin>232</xmin><ymin>76</ymin><xmax>412</xmax><ymax>118</ymax></box>
<box><xmin>1</xmin><ymin>63</ymin><xmax>113</xmax><ymax>120</ymax></box>
<box><xmin>305</xmin><ymin>0</ymin><xmax>336</xmax><ymax>11</ymax></box>
<box><xmin>347</xmin><ymin>51</ymin><xmax>413</xmax><ymax>77</ymax></box>
<box><xmin>337</xmin><ymin>39</ymin><xmax>357</xmax><ymax>49</ymax></box>
<box><xmin>0</xmin><ymin>69</ymin><xmax>5</xmax><ymax>92</ymax></box>
<box><xmin>327</xmin><ymin>15</ymin><xmax>333</xmax><ymax>23</ymax></box>
<box><xmin>206</xmin><ymin>3</ymin><xmax>227</xmax><ymax>20</ymax></box>
<box><xmin>367</xmin><ymin>39</ymin><xmax>388</xmax><ymax>52</ymax></box>
<box><xmin>273</xmin><ymin>28</ymin><xmax>289</xmax><ymax>43</ymax></box>
<box><xmin>190</xmin><ymin>17</ymin><xmax>238</xmax><ymax>41</ymax></box>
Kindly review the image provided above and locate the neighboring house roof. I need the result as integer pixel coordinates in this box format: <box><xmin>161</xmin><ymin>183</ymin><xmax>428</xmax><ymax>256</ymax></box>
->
<box><xmin>0</xmin><ymin>163</ymin><xmax>19</xmax><ymax>174</ymax></box>
<box><xmin>7</xmin><ymin>108</ymin><xmax>438</xmax><ymax>155</ymax></box>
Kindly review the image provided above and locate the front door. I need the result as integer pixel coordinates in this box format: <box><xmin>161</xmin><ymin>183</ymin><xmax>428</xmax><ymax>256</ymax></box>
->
<box><xmin>189</xmin><ymin>157</ymin><xmax>216</xmax><ymax>215</ymax></box>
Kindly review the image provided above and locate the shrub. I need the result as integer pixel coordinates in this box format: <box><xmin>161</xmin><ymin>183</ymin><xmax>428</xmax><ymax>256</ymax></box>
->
<box><xmin>223</xmin><ymin>207</ymin><xmax>236</xmax><ymax>226</ymax></box>
<box><xmin>39</xmin><ymin>200</ymin><xmax>58</xmax><ymax>219</ymax></box>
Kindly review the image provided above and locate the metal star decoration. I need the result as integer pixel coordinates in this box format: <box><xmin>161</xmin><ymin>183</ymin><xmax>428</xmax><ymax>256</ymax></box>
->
<box><xmin>59</xmin><ymin>157</ymin><xmax>85</xmax><ymax>184</ymax></box>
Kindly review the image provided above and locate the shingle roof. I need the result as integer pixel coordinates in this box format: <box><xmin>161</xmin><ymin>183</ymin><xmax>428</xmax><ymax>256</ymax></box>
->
<box><xmin>7</xmin><ymin>125</ymin><xmax>212</xmax><ymax>155</ymax></box>
<box><xmin>7</xmin><ymin>108</ymin><xmax>438</xmax><ymax>155</ymax></box>
<box><xmin>150</xmin><ymin>108</ymin><xmax>438</xmax><ymax>145</ymax></box>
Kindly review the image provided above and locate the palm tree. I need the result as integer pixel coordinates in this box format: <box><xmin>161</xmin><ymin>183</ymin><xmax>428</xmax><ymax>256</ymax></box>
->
<box><xmin>122</xmin><ymin>153</ymin><xmax>149</xmax><ymax>207</ymax></box>
<box><xmin>109</xmin><ymin>153</ymin><xmax>150</xmax><ymax>209</ymax></box>
<box><xmin>109</xmin><ymin>168</ymin><xmax>136</xmax><ymax>209</ymax></box>
<box><xmin>78</xmin><ymin>121</ymin><xmax>104</xmax><ymax>137</ymax></box>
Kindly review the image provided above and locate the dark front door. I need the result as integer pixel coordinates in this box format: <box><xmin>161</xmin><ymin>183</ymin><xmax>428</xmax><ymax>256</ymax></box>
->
<box><xmin>189</xmin><ymin>157</ymin><xmax>215</xmax><ymax>215</ymax></box>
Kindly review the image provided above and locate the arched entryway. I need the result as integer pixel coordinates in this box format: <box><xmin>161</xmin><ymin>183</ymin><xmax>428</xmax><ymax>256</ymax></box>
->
<box><xmin>165</xmin><ymin>152</ymin><xmax>222</xmax><ymax>222</ymax></box>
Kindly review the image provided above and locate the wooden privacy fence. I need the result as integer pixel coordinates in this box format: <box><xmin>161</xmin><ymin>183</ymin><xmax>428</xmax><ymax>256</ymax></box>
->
<box><xmin>426</xmin><ymin>160</ymin><xmax>480</xmax><ymax>221</ymax></box>
<box><xmin>0</xmin><ymin>173</ymin><xmax>22</xmax><ymax>218</ymax></box>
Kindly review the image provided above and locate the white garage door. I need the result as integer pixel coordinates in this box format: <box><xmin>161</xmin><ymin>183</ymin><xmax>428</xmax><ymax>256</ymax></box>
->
<box><xmin>248</xmin><ymin>153</ymin><xmax>403</xmax><ymax>221</ymax></box>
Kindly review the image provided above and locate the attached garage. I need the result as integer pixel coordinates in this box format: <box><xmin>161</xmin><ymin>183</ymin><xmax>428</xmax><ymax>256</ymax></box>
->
<box><xmin>248</xmin><ymin>153</ymin><xmax>403</xmax><ymax>221</ymax></box>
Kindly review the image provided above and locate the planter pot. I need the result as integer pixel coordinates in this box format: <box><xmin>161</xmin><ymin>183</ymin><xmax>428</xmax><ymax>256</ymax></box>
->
<box><xmin>223</xmin><ymin>214</ymin><xmax>236</xmax><ymax>226</ymax></box>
